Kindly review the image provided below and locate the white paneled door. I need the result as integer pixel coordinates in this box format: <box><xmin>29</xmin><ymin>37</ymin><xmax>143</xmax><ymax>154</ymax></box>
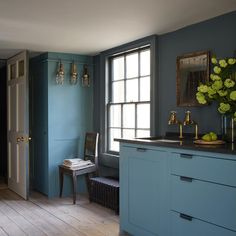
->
<box><xmin>7</xmin><ymin>51</ymin><xmax>29</xmax><ymax>199</ymax></box>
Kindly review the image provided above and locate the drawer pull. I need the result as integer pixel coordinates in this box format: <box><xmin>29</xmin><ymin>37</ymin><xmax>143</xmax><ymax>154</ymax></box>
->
<box><xmin>180</xmin><ymin>154</ymin><xmax>192</xmax><ymax>159</ymax></box>
<box><xmin>136</xmin><ymin>148</ymin><xmax>147</xmax><ymax>152</ymax></box>
<box><xmin>180</xmin><ymin>213</ymin><xmax>193</xmax><ymax>221</ymax></box>
<box><xmin>180</xmin><ymin>176</ymin><xmax>193</xmax><ymax>182</ymax></box>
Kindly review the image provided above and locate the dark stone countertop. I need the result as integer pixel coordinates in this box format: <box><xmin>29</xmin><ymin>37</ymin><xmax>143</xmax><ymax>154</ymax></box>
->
<box><xmin>115</xmin><ymin>136</ymin><xmax>236</xmax><ymax>156</ymax></box>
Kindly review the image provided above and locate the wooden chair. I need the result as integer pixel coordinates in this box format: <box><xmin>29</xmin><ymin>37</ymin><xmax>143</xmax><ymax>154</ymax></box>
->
<box><xmin>59</xmin><ymin>132</ymin><xmax>99</xmax><ymax>204</ymax></box>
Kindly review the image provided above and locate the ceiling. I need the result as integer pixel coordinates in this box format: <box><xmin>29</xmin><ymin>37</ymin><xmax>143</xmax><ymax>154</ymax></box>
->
<box><xmin>0</xmin><ymin>0</ymin><xmax>236</xmax><ymax>59</ymax></box>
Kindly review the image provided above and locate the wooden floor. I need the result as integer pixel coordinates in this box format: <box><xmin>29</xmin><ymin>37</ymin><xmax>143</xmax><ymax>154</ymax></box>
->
<box><xmin>0</xmin><ymin>189</ymin><xmax>128</xmax><ymax>236</ymax></box>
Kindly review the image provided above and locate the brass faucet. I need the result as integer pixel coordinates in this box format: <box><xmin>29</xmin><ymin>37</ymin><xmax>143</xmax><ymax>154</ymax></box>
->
<box><xmin>183</xmin><ymin>111</ymin><xmax>198</xmax><ymax>139</ymax></box>
<box><xmin>168</xmin><ymin>111</ymin><xmax>183</xmax><ymax>139</ymax></box>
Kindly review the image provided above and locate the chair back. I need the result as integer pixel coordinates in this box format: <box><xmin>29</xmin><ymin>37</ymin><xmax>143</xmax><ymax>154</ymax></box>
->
<box><xmin>84</xmin><ymin>132</ymin><xmax>99</xmax><ymax>167</ymax></box>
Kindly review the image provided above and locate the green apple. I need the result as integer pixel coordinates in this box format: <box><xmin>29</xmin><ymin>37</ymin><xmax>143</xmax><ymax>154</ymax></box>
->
<box><xmin>202</xmin><ymin>134</ymin><xmax>212</xmax><ymax>142</ymax></box>
<box><xmin>209</xmin><ymin>132</ymin><xmax>218</xmax><ymax>141</ymax></box>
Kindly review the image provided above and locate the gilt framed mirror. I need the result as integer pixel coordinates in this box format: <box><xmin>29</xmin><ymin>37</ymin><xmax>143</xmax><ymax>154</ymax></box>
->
<box><xmin>176</xmin><ymin>51</ymin><xmax>210</xmax><ymax>106</ymax></box>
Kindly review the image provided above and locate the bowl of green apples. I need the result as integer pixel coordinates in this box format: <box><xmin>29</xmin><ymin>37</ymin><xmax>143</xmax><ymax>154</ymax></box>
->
<box><xmin>194</xmin><ymin>132</ymin><xmax>225</xmax><ymax>145</ymax></box>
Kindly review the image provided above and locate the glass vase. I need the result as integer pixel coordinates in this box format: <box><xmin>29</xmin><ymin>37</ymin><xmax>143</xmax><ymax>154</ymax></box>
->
<box><xmin>221</xmin><ymin>115</ymin><xmax>236</xmax><ymax>143</ymax></box>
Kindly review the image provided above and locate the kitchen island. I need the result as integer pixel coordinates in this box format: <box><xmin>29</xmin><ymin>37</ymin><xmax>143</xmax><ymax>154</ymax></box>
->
<box><xmin>116</xmin><ymin>137</ymin><xmax>236</xmax><ymax>236</ymax></box>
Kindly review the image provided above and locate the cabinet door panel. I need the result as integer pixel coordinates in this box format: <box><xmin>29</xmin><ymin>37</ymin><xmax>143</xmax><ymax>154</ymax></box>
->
<box><xmin>171</xmin><ymin>175</ymin><xmax>236</xmax><ymax>231</ymax></box>
<box><xmin>171</xmin><ymin>211</ymin><xmax>236</xmax><ymax>236</ymax></box>
<box><xmin>120</xmin><ymin>145</ymin><xmax>169</xmax><ymax>236</ymax></box>
<box><xmin>171</xmin><ymin>153</ymin><xmax>236</xmax><ymax>187</ymax></box>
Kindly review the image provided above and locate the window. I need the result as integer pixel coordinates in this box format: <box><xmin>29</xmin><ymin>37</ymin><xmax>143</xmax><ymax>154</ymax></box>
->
<box><xmin>107</xmin><ymin>47</ymin><xmax>151</xmax><ymax>152</ymax></box>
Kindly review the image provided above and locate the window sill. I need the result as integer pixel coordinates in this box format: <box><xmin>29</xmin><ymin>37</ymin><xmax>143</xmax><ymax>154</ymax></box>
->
<box><xmin>99</xmin><ymin>152</ymin><xmax>119</xmax><ymax>169</ymax></box>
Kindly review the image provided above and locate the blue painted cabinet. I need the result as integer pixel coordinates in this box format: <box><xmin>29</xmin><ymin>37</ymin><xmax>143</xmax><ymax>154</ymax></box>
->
<box><xmin>30</xmin><ymin>52</ymin><xmax>93</xmax><ymax>197</ymax></box>
<box><xmin>119</xmin><ymin>142</ymin><xmax>236</xmax><ymax>236</ymax></box>
<box><xmin>120</xmin><ymin>144</ymin><xmax>170</xmax><ymax>236</ymax></box>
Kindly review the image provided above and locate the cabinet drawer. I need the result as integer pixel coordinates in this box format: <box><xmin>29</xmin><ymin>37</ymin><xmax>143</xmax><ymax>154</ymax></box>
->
<box><xmin>171</xmin><ymin>153</ymin><xmax>236</xmax><ymax>187</ymax></box>
<box><xmin>171</xmin><ymin>175</ymin><xmax>236</xmax><ymax>231</ymax></box>
<box><xmin>171</xmin><ymin>211</ymin><xmax>236</xmax><ymax>236</ymax></box>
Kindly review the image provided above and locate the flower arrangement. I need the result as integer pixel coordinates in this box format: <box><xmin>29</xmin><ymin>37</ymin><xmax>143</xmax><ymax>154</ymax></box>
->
<box><xmin>196</xmin><ymin>56</ymin><xmax>236</xmax><ymax>121</ymax></box>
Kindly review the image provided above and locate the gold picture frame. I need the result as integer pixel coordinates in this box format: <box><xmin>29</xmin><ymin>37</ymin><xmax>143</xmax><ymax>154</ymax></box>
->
<box><xmin>176</xmin><ymin>51</ymin><xmax>210</xmax><ymax>106</ymax></box>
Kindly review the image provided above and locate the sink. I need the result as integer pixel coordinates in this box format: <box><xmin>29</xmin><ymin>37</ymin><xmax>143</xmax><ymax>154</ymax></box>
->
<box><xmin>136</xmin><ymin>137</ymin><xmax>181</xmax><ymax>143</ymax></box>
<box><xmin>151</xmin><ymin>139</ymin><xmax>180</xmax><ymax>143</ymax></box>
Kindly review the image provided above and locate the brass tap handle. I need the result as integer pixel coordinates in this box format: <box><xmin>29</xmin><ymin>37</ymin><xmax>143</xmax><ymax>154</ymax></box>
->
<box><xmin>183</xmin><ymin>111</ymin><xmax>192</xmax><ymax>125</ymax></box>
<box><xmin>168</xmin><ymin>111</ymin><xmax>183</xmax><ymax>138</ymax></box>
<box><xmin>168</xmin><ymin>111</ymin><xmax>177</xmax><ymax>124</ymax></box>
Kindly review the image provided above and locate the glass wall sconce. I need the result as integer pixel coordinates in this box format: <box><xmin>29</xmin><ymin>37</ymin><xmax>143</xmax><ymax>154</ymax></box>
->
<box><xmin>56</xmin><ymin>60</ymin><xmax>65</xmax><ymax>85</ymax></box>
<box><xmin>82</xmin><ymin>64</ymin><xmax>90</xmax><ymax>87</ymax></box>
<box><xmin>70</xmin><ymin>62</ymin><xmax>78</xmax><ymax>85</ymax></box>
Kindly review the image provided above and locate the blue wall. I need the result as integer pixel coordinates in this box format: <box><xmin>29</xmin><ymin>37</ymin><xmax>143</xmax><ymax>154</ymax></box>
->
<box><xmin>93</xmin><ymin>11</ymin><xmax>236</xmax><ymax>170</ymax></box>
<box><xmin>30</xmin><ymin>52</ymin><xmax>93</xmax><ymax>197</ymax></box>
<box><xmin>158</xmin><ymin>11</ymin><xmax>236</xmax><ymax>135</ymax></box>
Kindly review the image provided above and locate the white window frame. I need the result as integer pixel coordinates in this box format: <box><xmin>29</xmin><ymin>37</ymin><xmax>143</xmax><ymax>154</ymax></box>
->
<box><xmin>107</xmin><ymin>46</ymin><xmax>151</xmax><ymax>154</ymax></box>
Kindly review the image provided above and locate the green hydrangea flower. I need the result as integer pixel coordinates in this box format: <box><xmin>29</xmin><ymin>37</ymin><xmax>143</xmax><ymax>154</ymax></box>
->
<box><xmin>210</xmin><ymin>74</ymin><xmax>221</xmax><ymax>81</ymax></box>
<box><xmin>218</xmin><ymin>90</ymin><xmax>228</xmax><ymax>97</ymax></box>
<box><xmin>228</xmin><ymin>58</ymin><xmax>236</xmax><ymax>65</ymax></box>
<box><xmin>207</xmin><ymin>87</ymin><xmax>216</xmax><ymax>98</ymax></box>
<box><xmin>213</xmin><ymin>66</ymin><xmax>221</xmax><ymax>74</ymax></box>
<box><xmin>196</xmin><ymin>92</ymin><xmax>207</xmax><ymax>104</ymax></box>
<box><xmin>218</xmin><ymin>103</ymin><xmax>231</xmax><ymax>114</ymax></box>
<box><xmin>230</xmin><ymin>91</ymin><xmax>236</xmax><ymax>101</ymax></box>
<box><xmin>210</xmin><ymin>73</ymin><xmax>215</xmax><ymax>80</ymax></box>
<box><xmin>219</xmin><ymin>59</ymin><xmax>228</xmax><ymax>68</ymax></box>
<box><xmin>214</xmin><ymin>75</ymin><xmax>221</xmax><ymax>81</ymax></box>
<box><xmin>197</xmin><ymin>85</ymin><xmax>209</xmax><ymax>93</ymax></box>
<box><xmin>211</xmin><ymin>57</ymin><xmax>217</xmax><ymax>64</ymax></box>
<box><xmin>224</xmin><ymin>79</ymin><xmax>235</xmax><ymax>88</ymax></box>
<box><xmin>212</xmin><ymin>80</ymin><xmax>223</xmax><ymax>91</ymax></box>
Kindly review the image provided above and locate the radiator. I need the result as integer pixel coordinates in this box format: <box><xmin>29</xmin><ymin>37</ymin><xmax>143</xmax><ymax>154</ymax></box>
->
<box><xmin>89</xmin><ymin>177</ymin><xmax>119</xmax><ymax>214</ymax></box>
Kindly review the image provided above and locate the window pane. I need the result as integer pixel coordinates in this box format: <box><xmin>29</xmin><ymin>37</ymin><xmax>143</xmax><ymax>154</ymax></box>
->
<box><xmin>123</xmin><ymin>104</ymin><xmax>135</xmax><ymax>128</ymax></box>
<box><xmin>136</xmin><ymin>129</ymin><xmax>150</xmax><ymax>138</ymax></box>
<box><xmin>112</xmin><ymin>81</ymin><xmax>124</xmax><ymax>102</ymax></box>
<box><xmin>113</xmin><ymin>56</ymin><xmax>124</xmax><ymax>81</ymax></box>
<box><xmin>109</xmin><ymin>128</ymin><xmax>121</xmax><ymax>152</ymax></box>
<box><xmin>109</xmin><ymin>105</ymin><xmax>121</xmax><ymax>127</ymax></box>
<box><xmin>140</xmin><ymin>76</ymin><xmax>150</xmax><ymax>101</ymax></box>
<box><xmin>140</xmin><ymin>50</ymin><xmax>150</xmax><ymax>76</ymax></box>
<box><xmin>126</xmin><ymin>53</ymin><xmax>138</xmax><ymax>78</ymax></box>
<box><xmin>123</xmin><ymin>129</ymin><xmax>135</xmax><ymax>139</ymax></box>
<box><xmin>137</xmin><ymin>104</ymin><xmax>150</xmax><ymax>128</ymax></box>
<box><xmin>126</xmin><ymin>79</ymin><xmax>138</xmax><ymax>102</ymax></box>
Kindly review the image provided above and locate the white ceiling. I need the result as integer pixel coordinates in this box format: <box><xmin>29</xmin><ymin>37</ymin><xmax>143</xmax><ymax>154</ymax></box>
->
<box><xmin>0</xmin><ymin>0</ymin><xmax>236</xmax><ymax>59</ymax></box>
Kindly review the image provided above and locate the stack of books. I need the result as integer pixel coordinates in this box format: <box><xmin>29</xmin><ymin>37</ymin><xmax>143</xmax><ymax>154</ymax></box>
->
<box><xmin>62</xmin><ymin>158</ymin><xmax>94</xmax><ymax>169</ymax></box>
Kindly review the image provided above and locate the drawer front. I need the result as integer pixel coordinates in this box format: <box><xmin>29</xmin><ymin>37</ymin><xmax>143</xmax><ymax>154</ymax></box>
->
<box><xmin>171</xmin><ymin>153</ymin><xmax>236</xmax><ymax>187</ymax></box>
<box><xmin>171</xmin><ymin>211</ymin><xmax>236</xmax><ymax>236</ymax></box>
<box><xmin>171</xmin><ymin>175</ymin><xmax>236</xmax><ymax>231</ymax></box>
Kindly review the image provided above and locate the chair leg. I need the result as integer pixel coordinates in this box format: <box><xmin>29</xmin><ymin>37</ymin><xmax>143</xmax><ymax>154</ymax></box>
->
<box><xmin>72</xmin><ymin>172</ymin><xmax>77</xmax><ymax>204</ymax></box>
<box><xmin>85</xmin><ymin>173</ymin><xmax>90</xmax><ymax>193</ymax></box>
<box><xmin>59</xmin><ymin>168</ymin><xmax>64</xmax><ymax>198</ymax></box>
<box><xmin>85</xmin><ymin>173</ymin><xmax>92</xmax><ymax>202</ymax></box>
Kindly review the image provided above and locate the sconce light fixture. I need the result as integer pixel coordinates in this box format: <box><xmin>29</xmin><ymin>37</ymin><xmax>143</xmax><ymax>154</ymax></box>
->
<box><xmin>70</xmin><ymin>62</ymin><xmax>78</xmax><ymax>85</ymax></box>
<box><xmin>56</xmin><ymin>60</ymin><xmax>64</xmax><ymax>85</ymax></box>
<box><xmin>82</xmin><ymin>64</ymin><xmax>90</xmax><ymax>87</ymax></box>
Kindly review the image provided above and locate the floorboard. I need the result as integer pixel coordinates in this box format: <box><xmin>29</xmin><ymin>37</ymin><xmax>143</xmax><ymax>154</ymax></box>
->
<box><xmin>0</xmin><ymin>189</ymin><xmax>129</xmax><ymax>236</ymax></box>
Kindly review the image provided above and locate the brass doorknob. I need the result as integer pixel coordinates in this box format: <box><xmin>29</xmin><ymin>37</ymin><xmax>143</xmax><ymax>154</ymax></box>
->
<box><xmin>16</xmin><ymin>137</ymin><xmax>21</xmax><ymax>142</ymax></box>
<box><xmin>28</xmin><ymin>137</ymin><xmax>32</xmax><ymax>141</ymax></box>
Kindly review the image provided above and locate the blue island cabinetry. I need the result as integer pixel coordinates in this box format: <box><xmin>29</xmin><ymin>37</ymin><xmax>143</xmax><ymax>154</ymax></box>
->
<box><xmin>119</xmin><ymin>142</ymin><xmax>236</xmax><ymax>236</ymax></box>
